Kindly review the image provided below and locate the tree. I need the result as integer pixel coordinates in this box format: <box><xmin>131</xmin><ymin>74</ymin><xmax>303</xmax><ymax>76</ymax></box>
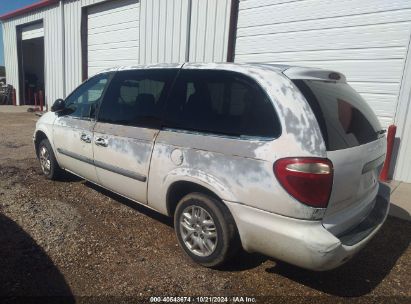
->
<box><xmin>0</xmin><ymin>66</ymin><xmax>5</xmax><ymax>77</ymax></box>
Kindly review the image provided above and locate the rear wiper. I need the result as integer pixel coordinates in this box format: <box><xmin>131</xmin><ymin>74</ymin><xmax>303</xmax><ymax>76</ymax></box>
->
<box><xmin>376</xmin><ymin>129</ymin><xmax>387</xmax><ymax>138</ymax></box>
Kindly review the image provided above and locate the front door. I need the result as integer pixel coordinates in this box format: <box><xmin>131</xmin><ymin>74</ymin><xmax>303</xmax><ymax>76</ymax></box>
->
<box><xmin>93</xmin><ymin>68</ymin><xmax>179</xmax><ymax>203</ymax></box>
<box><xmin>53</xmin><ymin>73</ymin><xmax>110</xmax><ymax>182</ymax></box>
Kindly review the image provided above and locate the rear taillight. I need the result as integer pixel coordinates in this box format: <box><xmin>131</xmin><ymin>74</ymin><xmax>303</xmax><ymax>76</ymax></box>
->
<box><xmin>274</xmin><ymin>158</ymin><xmax>333</xmax><ymax>208</ymax></box>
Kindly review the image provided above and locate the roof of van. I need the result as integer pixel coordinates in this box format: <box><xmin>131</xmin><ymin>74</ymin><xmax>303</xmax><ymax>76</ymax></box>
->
<box><xmin>97</xmin><ymin>62</ymin><xmax>345</xmax><ymax>82</ymax></box>
<box><xmin>98</xmin><ymin>62</ymin><xmax>289</xmax><ymax>73</ymax></box>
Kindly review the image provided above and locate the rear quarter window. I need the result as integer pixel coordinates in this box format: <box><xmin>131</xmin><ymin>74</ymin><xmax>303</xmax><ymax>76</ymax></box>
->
<box><xmin>165</xmin><ymin>69</ymin><xmax>281</xmax><ymax>138</ymax></box>
<box><xmin>292</xmin><ymin>80</ymin><xmax>382</xmax><ymax>151</ymax></box>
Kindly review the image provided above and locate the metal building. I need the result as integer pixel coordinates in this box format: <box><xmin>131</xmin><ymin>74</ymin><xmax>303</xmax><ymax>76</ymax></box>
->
<box><xmin>1</xmin><ymin>0</ymin><xmax>411</xmax><ymax>182</ymax></box>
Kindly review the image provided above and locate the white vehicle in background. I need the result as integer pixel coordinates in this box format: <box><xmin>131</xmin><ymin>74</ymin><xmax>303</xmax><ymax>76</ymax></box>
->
<box><xmin>33</xmin><ymin>63</ymin><xmax>389</xmax><ymax>270</ymax></box>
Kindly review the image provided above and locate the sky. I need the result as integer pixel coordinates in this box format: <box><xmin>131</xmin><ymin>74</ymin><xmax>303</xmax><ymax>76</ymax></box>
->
<box><xmin>0</xmin><ymin>0</ymin><xmax>39</xmax><ymax>66</ymax></box>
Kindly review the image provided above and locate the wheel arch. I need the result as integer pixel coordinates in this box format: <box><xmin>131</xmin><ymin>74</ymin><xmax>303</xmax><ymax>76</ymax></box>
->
<box><xmin>169</xmin><ymin>181</ymin><xmax>243</xmax><ymax>267</ymax></box>
<box><xmin>166</xmin><ymin>180</ymin><xmax>228</xmax><ymax>217</ymax></box>
<box><xmin>34</xmin><ymin>130</ymin><xmax>49</xmax><ymax>158</ymax></box>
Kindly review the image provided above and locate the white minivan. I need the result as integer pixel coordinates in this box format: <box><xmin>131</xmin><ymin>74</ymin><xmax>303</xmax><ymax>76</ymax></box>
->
<box><xmin>34</xmin><ymin>63</ymin><xmax>389</xmax><ymax>270</ymax></box>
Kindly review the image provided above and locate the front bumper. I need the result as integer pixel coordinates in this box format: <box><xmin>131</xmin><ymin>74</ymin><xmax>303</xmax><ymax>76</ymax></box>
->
<box><xmin>225</xmin><ymin>195</ymin><xmax>389</xmax><ymax>271</ymax></box>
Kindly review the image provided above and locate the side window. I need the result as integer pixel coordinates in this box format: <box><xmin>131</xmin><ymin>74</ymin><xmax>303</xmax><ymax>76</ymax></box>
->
<box><xmin>97</xmin><ymin>69</ymin><xmax>178</xmax><ymax>128</ymax></box>
<box><xmin>64</xmin><ymin>73</ymin><xmax>109</xmax><ymax>119</ymax></box>
<box><xmin>165</xmin><ymin>70</ymin><xmax>281</xmax><ymax>138</ymax></box>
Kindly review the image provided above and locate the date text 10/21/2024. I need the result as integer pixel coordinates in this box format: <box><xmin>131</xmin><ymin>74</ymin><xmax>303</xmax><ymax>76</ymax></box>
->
<box><xmin>149</xmin><ymin>296</ymin><xmax>257</xmax><ymax>303</ymax></box>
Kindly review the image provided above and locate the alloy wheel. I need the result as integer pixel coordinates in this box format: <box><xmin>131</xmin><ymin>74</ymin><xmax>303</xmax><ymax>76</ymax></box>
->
<box><xmin>179</xmin><ymin>205</ymin><xmax>218</xmax><ymax>257</ymax></box>
<box><xmin>39</xmin><ymin>145</ymin><xmax>51</xmax><ymax>175</ymax></box>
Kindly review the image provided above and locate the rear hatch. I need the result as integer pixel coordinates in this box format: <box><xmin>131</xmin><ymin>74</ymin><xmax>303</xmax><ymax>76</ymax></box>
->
<box><xmin>286</xmin><ymin>68</ymin><xmax>386</xmax><ymax>236</ymax></box>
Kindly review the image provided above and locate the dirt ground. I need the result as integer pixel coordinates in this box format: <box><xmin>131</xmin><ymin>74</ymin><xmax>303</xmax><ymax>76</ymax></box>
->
<box><xmin>0</xmin><ymin>111</ymin><xmax>410</xmax><ymax>303</ymax></box>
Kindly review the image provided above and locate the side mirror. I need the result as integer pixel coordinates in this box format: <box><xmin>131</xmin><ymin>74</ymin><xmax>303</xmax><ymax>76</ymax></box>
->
<box><xmin>51</xmin><ymin>99</ymin><xmax>65</xmax><ymax>112</ymax></box>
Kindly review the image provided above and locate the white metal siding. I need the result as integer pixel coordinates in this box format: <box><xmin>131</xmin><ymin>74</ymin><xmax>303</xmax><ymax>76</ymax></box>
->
<box><xmin>139</xmin><ymin>0</ymin><xmax>231</xmax><ymax>64</ymax></box>
<box><xmin>189</xmin><ymin>0</ymin><xmax>231</xmax><ymax>62</ymax></box>
<box><xmin>4</xmin><ymin>0</ymin><xmax>232</xmax><ymax>100</ymax></box>
<box><xmin>87</xmin><ymin>0</ymin><xmax>140</xmax><ymax>77</ymax></box>
<box><xmin>64</xmin><ymin>0</ymin><xmax>82</xmax><ymax>95</ymax></box>
<box><xmin>235</xmin><ymin>0</ymin><xmax>411</xmax><ymax>129</ymax></box>
<box><xmin>2</xmin><ymin>3</ymin><xmax>64</xmax><ymax>107</ymax></box>
<box><xmin>139</xmin><ymin>0</ymin><xmax>189</xmax><ymax>64</ymax></box>
<box><xmin>394</xmin><ymin>29</ymin><xmax>411</xmax><ymax>182</ymax></box>
<box><xmin>64</xmin><ymin>0</ymin><xmax>122</xmax><ymax>95</ymax></box>
<box><xmin>395</xmin><ymin>98</ymin><xmax>411</xmax><ymax>182</ymax></box>
<box><xmin>21</xmin><ymin>22</ymin><xmax>44</xmax><ymax>40</ymax></box>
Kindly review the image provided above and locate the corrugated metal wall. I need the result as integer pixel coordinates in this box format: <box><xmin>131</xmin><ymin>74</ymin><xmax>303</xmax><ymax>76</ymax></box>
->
<box><xmin>2</xmin><ymin>0</ymin><xmax>231</xmax><ymax>100</ymax></box>
<box><xmin>393</xmin><ymin>30</ymin><xmax>411</xmax><ymax>182</ymax></box>
<box><xmin>139</xmin><ymin>0</ymin><xmax>231</xmax><ymax>64</ymax></box>
<box><xmin>2</xmin><ymin>2</ymin><xmax>64</xmax><ymax>107</ymax></box>
<box><xmin>63</xmin><ymin>0</ymin><xmax>230</xmax><ymax>91</ymax></box>
<box><xmin>139</xmin><ymin>0</ymin><xmax>189</xmax><ymax>64</ymax></box>
<box><xmin>64</xmin><ymin>0</ymin><xmax>112</xmax><ymax>95</ymax></box>
<box><xmin>189</xmin><ymin>0</ymin><xmax>231</xmax><ymax>62</ymax></box>
<box><xmin>87</xmin><ymin>0</ymin><xmax>140</xmax><ymax>77</ymax></box>
<box><xmin>235</xmin><ymin>0</ymin><xmax>411</xmax><ymax>129</ymax></box>
<box><xmin>395</xmin><ymin>97</ymin><xmax>411</xmax><ymax>182</ymax></box>
<box><xmin>63</xmin><ymin>0</ymin><xmax>82</xmax><ymax>95</ymax></box>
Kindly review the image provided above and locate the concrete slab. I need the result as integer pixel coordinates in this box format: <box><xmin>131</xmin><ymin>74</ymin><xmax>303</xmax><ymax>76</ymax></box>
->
<box><xmin>389</xmin><ymin>181</ymin><xmax>411</xmax><ymax>221</ymax></box>
<box><xmin>0</xmin><ymin>105</ymin><xmax>34</xmax><ymax>113</ymax></box>
<box><xmin>387</xmin><ymin>180</ymin><xmax>401</xmax><ymax>193</ymax></box>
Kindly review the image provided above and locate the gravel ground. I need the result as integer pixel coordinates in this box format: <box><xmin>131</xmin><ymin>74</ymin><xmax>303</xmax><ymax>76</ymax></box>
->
<box><xmin>0</xmin><ymin>111</ymin><xmax>410</xmax><ymax>303</ymax></box>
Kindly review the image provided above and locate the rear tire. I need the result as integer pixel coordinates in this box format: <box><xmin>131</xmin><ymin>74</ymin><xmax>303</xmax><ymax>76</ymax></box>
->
<box><xmin>174</xmin><ymin>192</ymin><xmax>240</xmax><ymax>268</ymax></box>
<box><xmin>38</xmin><ymin>138</ymin><xmax>62</xmax><ymax>180</ymax></box>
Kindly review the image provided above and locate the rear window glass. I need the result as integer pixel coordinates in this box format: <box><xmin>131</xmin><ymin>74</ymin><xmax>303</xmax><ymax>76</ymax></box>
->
<box><xmin>292</xmin><ymin>80</ymin><xmax>382</xmax><ymax>151</ymax></box>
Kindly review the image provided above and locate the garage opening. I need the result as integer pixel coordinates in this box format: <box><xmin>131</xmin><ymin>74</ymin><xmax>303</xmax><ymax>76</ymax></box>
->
<box><xmin>18</xmin><ymin>22</ymin><xmax>45</xmax><ymax>105</ymax></box>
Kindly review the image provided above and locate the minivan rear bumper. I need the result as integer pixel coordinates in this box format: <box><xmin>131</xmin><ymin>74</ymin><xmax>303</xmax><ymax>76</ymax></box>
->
<box><xmin>225</xmin><ymin>195</ymin><xmax>389</xmax><ymax>271</ymax></box>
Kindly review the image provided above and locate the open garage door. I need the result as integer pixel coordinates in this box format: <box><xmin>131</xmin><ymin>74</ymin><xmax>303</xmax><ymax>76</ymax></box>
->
<box><xmin>18</xmin><ymin>21</ymin><xmax>45</xmax><ymax>105</ymax></box>
<box><xmin>87</xmin><ymin>0</ymin><xmax>140</xmax><ymax>77</ymax></box>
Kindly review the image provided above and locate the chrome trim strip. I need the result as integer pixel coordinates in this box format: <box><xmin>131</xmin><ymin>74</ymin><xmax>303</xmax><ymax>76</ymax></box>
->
<box><xmin>57</xmin><ymin>148</ymin><xmax>147</xmax><ymax>182</ymax></box>
<box><xmin>162</xmin><ymin>127</ymin><xmax>276</xmax><ymax>142</ymax></box>
<box><xmin>57</xmin><ymin>148</ymin><xmax>94</xmax><ymax>165</ymax></box>
<box><xmin>94</xmin><ymin>160</ymin><xmax>146</xmax><ymax>182</ymax></box>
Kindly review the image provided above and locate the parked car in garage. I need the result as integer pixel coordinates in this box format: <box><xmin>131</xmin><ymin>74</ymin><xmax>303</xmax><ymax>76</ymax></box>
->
<box><xmin>33</xmin><ymin>63</ymin><xmax>389</xmax><ymax>270</ymax></box>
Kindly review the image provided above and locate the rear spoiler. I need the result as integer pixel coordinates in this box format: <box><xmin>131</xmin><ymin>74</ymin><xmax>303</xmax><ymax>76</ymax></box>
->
<box><xmin>283</xmin><ymin>67</ymin><xmax>346</xmax><ymax>83</ymax></box>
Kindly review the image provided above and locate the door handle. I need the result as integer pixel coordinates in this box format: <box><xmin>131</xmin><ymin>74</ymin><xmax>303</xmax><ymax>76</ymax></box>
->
<box><xmin>80</xmin><ymin>133</ymin><xmax>91</xmax><ymax>143</ymax></box>
<box><xmin>95</xmin><ymin>137</ymin><xmax>108</xmax><ymax>147</ymax></box>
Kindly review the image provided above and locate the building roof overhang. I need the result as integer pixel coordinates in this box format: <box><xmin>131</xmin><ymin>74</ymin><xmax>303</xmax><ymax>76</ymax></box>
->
<box><xmin>0</xmin><ymin>0</ymin><xmax>59</xmax><ymax>22</ymax></box>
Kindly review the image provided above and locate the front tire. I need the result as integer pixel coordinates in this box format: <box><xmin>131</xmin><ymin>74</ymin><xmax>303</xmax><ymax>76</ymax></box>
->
<box><xmin>174</xmin><ymin>193</ymin><xmax>240</xmax><ymax>268</ymax></box>
<box><xmin>38</xmin><ymin>138</ymin><xmax>62</xmax><ymax>180</ymax></box>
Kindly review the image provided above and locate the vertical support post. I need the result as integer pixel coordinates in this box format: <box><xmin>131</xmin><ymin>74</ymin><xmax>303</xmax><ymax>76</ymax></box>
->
<box><xmin>60</xmin><ymin>0</ymin><xmax>66</xmax><ymax>97</ymax></box>
<box><xmin>34</xmin><ymin>92</ymin><xmax>38</xmax><ymax>110</ymax></box>
<box><xmin>185</xmin><ymin>0</ymin><xmax>192</xmax><ymax>62</ymax></box>
<box><xmin>81</xmin><ymin>6</ymin><xmax>88</xmax><ymax>81</ymax></box>
<box><xmin>12</xmin><ymin>88</ymin><xmax>16</xmax><ymax>106</ymax></box>
<box><xmin>227</xmin><ymin>0</ymin><xmax>239</xmax><ymax>62</ymax></box>
<box><xmin>28</xmin><ymin>87</ymin><xmax>33</xmax><ymax>105</ymax></box>
<box><xmin>380</xmin><ymin>124</ymin><xmax>397</xmax><ymax>182</ymax></box>
<box><xmin>39</xmin><ymin>90</ymin><xmax>44</xmax><ymax>112</ymax></box>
